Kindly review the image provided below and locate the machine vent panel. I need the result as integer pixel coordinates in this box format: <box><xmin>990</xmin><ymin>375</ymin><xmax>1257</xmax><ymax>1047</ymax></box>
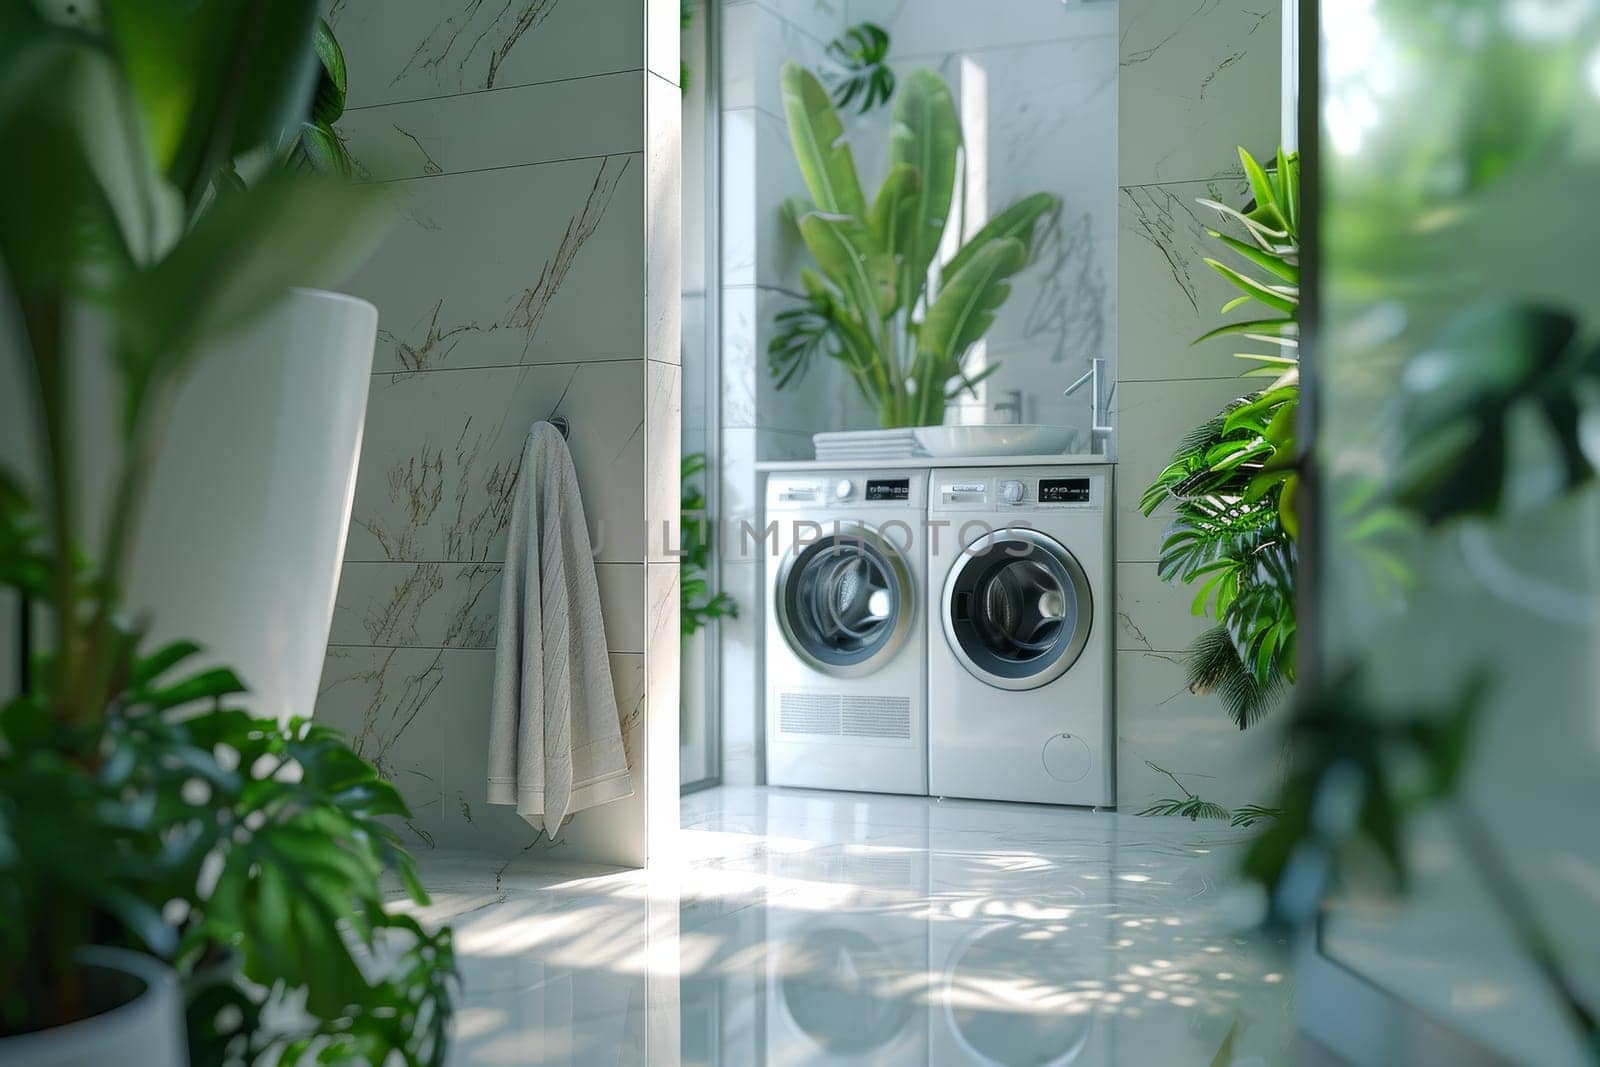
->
<box><xmin>841</xmin><ymin>695</ymin><xmax>912</xmax><ymax>739</ymax></box>
<box><xmin>779</xmin><ymin>692</ymin><xmax>842</xmax><ymax>736</ymax></box>
<box><xmin>777</xmin><ymin>693</ymin><xmax>913</xmax><ymax>742</ymax></box>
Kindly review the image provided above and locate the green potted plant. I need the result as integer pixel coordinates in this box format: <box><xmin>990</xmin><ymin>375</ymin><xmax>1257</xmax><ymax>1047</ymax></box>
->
<box><xmin>1140</xmin><ymin>147</ymin><xmax>1301</xmax><ymax>729</ymax></box>
<box><xmin>0</xmin><ymin>2</ymin><xmax>454</xmax><ymax>1063</ymax></box>
<box><xmin>768</xmin><ymin>62</ymin><xmax>1058</xmax><ymax>428</ymax></box>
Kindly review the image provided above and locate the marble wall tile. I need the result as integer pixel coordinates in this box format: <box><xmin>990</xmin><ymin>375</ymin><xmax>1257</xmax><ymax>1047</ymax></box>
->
<box><xmin>847</xmin><ymin>0</ymin><xmax>1115</xmax><ymax>58</ymax></box>
<box><xmin>644</xmin><ymin>563</ymin><xmax>682</xmax><ymax>860</ymax></box>
<box><xmin>1119</xmin><ymin>178</ymin><xmax>1266</xmax><ymax>383</ymax></box>
<box><xmin>329</xmin><ymin>0</ymin><xmax>673</xmax><ymax>871</ymax></box>
<box><xmin>720</xmin><ymin>108</ymin><xmax>812</xmax><ymax>292</ymax></box>
<box><xmin>318</xmin><ymin>645</ymin><xmax>650</xmax><ymax>854</ymax></box>
<box><xmin>1115</xmin><ymin>560</ymin><xmax>1210</xmax><ymax>656</ymax></box>
<box><xmin>1115</xmin><ymin>650</ymin><xmax>1288</xmax><ymax>814</ymax></box>
<box><xmin>646</xmin><ymin>360</ymin><xmax>683</xmax><ymax>563</ymax></box>
<box><xmin>346</xmin><ymin>360</ymin><xmax>646</xmax><ymax>565</ymax></box>
<box><xmin>1109</xmin><ymin>0</ymin><xmax>1286</xmax><ymax>839</ymax></box>
<box><xmin>441</xmin><ymin>651</ymin><xmax>650</xmax><ymax>859</ymax></box>
<box><xmin>348</xmin><ymin>154</ymin><xmax>644</xmax><ymax>374</ymax></box>
<box><xmin>719</xmin><ymin>286</ymin><xmax>759</xmax><ymax>431</ymax></box>
<box><xmin>339</xmin><ymin>72</ymin><xmax>643</xmax><ymax>180</ymax></box>
<box><xmin>331</xmin><ymin>0</ymin><xmax>647</xmax><ymax>109</ymax></box>
<box><xmin>317</xmin><ymin>645</ymin><xmax>476</xmax><ymax>849</ymax></box>
<box><xmin>720</xmin><ymin>2</ymin><xmax>832</xmax><ymax>118</ymax></box>
<box><xmin>1111</xmin><ymin>376</ymin><xmax>1259</xmax><ymax>563</ymax></box>
<box><xmin>716</xmin><ymin>427</ymin><xmax>760</xmax><ymax>533</ymax></box>
<box><xmin>719</xmin><ymin>109</ymin><xmax>759</xmax><ymax>289</ymax></box>
<box><xmin>330</xmin><ymin>561</ymin><xmax>647</xmax><ymax>653</ymax></box>
<box><xmin>731</xmin><ymin>0</ymin><xmax>843</xmax><ymax>51</ymax></box>
<box><xmin>682</xmin><ymin>22</ymin><xmax>710</xmax><ymax>293</ymax></box>
<box><xmin>647</xmin><ymin>74</ymin><xmax>683</xmax><ymax>365</ymax></box>
<box><xmin>1118</xmin><ymin>0</ymin><xmax>1281</xmax><ymax>186</ymax></box>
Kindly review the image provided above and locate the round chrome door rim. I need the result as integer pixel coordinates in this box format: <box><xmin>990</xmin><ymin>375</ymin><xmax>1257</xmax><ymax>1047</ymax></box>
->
<box><xmin>775</xmin><ymin>521</ymin><xmax>916</xmax><ymax>678</ymax></box>
<box><xmin>941</xmin><ymin>526</ymin><xmax>1092</xmax><ymax>692</ymax></box>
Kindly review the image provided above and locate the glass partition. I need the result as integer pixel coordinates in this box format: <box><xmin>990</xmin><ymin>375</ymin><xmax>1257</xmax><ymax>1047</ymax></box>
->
<box><xmin>1315</xmin><ymin>2</ymin><xmax>1600</xmax><ymax>1059</ymax></box>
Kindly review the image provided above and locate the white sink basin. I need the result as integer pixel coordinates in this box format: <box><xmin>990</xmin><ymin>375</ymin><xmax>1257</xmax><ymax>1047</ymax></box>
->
<box><xmin>914</xmin><ymin>424</ymin><xmax>1077</xmax><ymax>458</ymax></box>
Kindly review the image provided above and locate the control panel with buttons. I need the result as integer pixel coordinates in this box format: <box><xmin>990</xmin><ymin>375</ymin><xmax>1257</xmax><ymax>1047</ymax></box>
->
<box><xmin>934</xmin><ymin>469</ymin><xmax>1105</xmax><ymax>511</ymax></box>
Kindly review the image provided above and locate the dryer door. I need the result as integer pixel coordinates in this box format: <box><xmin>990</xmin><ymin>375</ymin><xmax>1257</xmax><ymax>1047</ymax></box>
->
<box><xmin>942</xmin><ymin>528</ymin><xmax>1092</xmax><ymax>691</ymax></box>
<box><xmin>775</xmin><ymin>522</ymin><xmax>914</xmax><ymax>677</ymax></box>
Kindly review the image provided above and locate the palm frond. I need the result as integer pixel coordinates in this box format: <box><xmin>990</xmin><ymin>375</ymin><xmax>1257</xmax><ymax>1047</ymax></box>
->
<box><xmin>1229</xmin><ymin>804</ymin><xmax>1283</xmax><ymax>828</ymax></box>
<box><xmin>1186</xmin><ymin>625</ymin><xmax>1289</xmax><ymax>729</ymax></box>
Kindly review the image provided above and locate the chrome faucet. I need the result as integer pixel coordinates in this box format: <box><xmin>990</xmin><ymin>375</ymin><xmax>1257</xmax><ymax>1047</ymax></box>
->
<box><xmin>992</xmin><ymin>389</ymin><xmax>1023</xmax><ymax>424</ymax></box>
<box><xmin>1064</xmin><ymin>358</ymin><xmax>1114</xmax><ymax>457</ymax></box>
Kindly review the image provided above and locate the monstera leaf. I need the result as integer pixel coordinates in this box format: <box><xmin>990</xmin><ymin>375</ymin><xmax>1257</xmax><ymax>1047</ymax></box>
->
<box><xmin>825</xmin><ymin>21</ymin><xmax>895</xmax><ymax>114</ymax></box>
<box><xmin>1389</xmin><ymin>302</ymin><xmax>1600</xmax><ymax>524</ymax></box>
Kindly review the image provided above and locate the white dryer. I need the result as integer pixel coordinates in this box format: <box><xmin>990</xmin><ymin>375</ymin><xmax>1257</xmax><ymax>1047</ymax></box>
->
<box><xmin>764</xmin><ymin>469</ymin><xmax>928</xmax><ymax>795</ymax></box>
<box><xmin>926</xmin><ymin>466</ymin><xmax>1114</xmax><ymax>806</ymax></box>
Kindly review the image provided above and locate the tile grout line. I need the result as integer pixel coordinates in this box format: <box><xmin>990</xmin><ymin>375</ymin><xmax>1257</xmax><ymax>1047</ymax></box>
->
<box><xmin>369</xmin><ymin>355</ymin><xmax>649</xmax><ymax>378</ymax></box>
<box><xmin>366</xmin><ymin>148</ymin><xmax>643</xmax><ymax>186</ymax></box>
<box><xmin>343</xmin><ymin>66</ymin><xmax>647</xmax><ymax>114</ymax></box>
<box><xmin>1117</xmin><ymin>174</ymin><xmax>1249</xmax><ymax>190</ymax></box>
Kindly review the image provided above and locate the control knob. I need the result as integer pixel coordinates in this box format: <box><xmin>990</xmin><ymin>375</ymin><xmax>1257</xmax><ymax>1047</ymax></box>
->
<box><xmin>1000</xmin><ymin>480</ymin><xmax>1025</xmax><ymax>504</ymax></box>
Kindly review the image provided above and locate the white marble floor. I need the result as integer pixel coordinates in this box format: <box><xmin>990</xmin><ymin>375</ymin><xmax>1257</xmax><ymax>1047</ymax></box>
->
<box><xmin>390</xmin><ymin>787</ymin><xmax>1300</xmax><ymax>1065</ymax></box>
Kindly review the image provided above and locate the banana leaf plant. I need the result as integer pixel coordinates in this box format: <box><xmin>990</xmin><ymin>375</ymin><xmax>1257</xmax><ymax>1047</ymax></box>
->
<box><xmin>1141</xmin><ymin>148</ymin><xmax>1300</xmax><ymax>729</ymax></box>
<box><xmin>769</xmin><ymin>62</ymin><xmax>1058</xmax><ymax>428</ymax></box>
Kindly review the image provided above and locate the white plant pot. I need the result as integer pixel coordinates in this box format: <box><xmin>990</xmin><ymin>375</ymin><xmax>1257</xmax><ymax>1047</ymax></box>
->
<box><xmin>0</xmin><ymin>948</ymin><xmax>186</xmax><ymax>1066</ymax></box>
<box><xmin>124</xmin><ymin>288</ymin><xmax>376</xmax><ymax>723</ymax></box>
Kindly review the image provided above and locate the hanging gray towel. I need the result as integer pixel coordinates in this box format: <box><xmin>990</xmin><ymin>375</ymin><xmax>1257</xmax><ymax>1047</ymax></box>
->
<box><xmin>487</xmin><ymin>421</ymin><xmax>632</xmax><ymax>831</ymax></box>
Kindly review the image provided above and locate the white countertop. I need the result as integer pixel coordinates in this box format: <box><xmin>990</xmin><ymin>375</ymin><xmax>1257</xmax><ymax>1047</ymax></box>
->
<box><xmin>753</xmin><ymin>453</ymin><xmax>1115</xmax><ymax>472</ymax></box>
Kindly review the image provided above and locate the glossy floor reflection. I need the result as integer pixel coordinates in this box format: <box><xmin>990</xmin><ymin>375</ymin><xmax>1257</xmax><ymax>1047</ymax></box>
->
<box><xmin>391</xmin><ymin>787</ymin><xmax>1297</xmax><ymax>1065</ymax></box>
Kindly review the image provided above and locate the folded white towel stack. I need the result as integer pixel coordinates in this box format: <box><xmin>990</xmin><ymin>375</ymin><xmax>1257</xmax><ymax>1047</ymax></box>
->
<box><xmin>487</xmin><ymin>420</ymin><xmax>633</xmax><ymax>832</ymax></box>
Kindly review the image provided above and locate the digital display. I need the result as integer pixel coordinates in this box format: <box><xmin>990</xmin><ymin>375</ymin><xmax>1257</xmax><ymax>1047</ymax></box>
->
<box><xmin>1039</xmin><ymin>478</ymin><xmax>1091</xmax><ymax>503</ymax></box>
<box><xmin>866</xmin><ymin>479</ymin><xmax>911</xmax><ymax>501</ymax></box>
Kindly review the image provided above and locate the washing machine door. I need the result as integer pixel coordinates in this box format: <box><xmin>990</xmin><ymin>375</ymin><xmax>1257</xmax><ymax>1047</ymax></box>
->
<box><xmin>942</xmin><ymin>528</ymin><xmax>1092</xmax><ymax>691</ymax></box>
<box><xmin>775</xmin><ymin>522</ymin><xmax>914</xmax><ymax>677</ymax></box>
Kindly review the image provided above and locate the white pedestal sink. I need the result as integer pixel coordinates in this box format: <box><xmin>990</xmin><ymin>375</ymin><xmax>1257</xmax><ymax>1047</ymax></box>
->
<box><xmin>124</xmin><ymin>289</ymin><xmax>376</xmax><ymax>723</ymax></box>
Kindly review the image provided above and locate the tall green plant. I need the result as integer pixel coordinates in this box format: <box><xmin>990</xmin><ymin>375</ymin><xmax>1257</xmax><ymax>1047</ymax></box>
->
<box><xmin>1141</xmin><ymin>147</ymin><xmax>1300</xmax><ymax>729</ymax></box>
<box><xmin>768</xmin><ymin>62</ymin><xmax>1058</xmax><ymax>428</ymax></box>
<box><xmin>0</xmin><ymin>2</ymin><xmax>455</xmax><ymax>1059</ymax></box>
<box><xmin>681</xmin><ymin>452</ymin><xmax>737</xmax><ymax>636</ymax></box>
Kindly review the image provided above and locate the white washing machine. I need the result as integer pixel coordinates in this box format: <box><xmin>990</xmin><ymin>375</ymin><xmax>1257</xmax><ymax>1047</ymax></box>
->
<box><xmin>926</xmin><ymin>466</ymin><xmax>1114</xmax><ymax>806</ymax></box>
<box><xmin>764</xmin><ymin>469</ymin><xmax>928</xmax><ymax>795</ymax></box>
